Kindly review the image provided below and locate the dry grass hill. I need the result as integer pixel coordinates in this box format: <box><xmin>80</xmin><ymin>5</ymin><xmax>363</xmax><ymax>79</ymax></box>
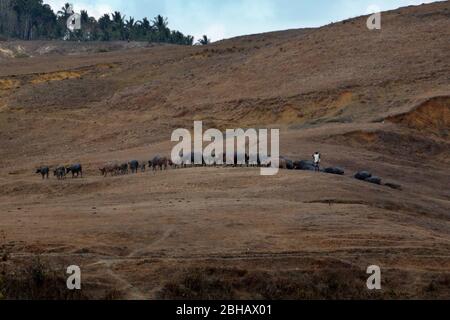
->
<box><xmin>0</xmin><ymin>1</ymin><xmax>449</xmax><ymax>299</ymax></box>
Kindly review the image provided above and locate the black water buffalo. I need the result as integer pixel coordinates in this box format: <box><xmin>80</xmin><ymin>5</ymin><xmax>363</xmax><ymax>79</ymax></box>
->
<box><xmin>119</xmin><ymin>163</ymin><xmax>129</xmax><ymax>175</ymax></box>
<box><xmin>168</xmin><ymin>158</ymin><xmax>181</xmax><ymax>169</ymax></box>
<box><xmin>354</xmin><ymin>171</ymin><xmax>372</xmax><ymax>181</ymax></box>
<box><xmin>185</xmin><ymin>152</ymin><xmax>204</xmax><ymax>167</ymax></box>
<box><xmin>129</xmin><ymin>160</ymin><xmax>139</xmax><ymax>174</ymax></box>
<box><xmin>150</xmin><ymin>156</ymin><xmax>170</xmax><ymax>171</ymax></box>
<box><xmin>178</xmin><ymin>152</ymin><xmax>214</xmax><ymax>167</ymax></box>
<box><xmin>294</xmin><ymin>160</ymin><xmax>316</xmax><ymax>171</ymax></box>
<box><xmin>278</xmin><ymin>157</ymin><xmax>294</xmax><ymax>170</ymax></box>
<box><xmin>324</xmin><ymin>167</ymin><xmax>345</xmax><ymax>175</ymax></box>
<box><xmin>36</xmin><ymin>167</ymin><xmax>49</xmax><ymax>179</ymax></box>
<box><xmin>172</xmin><ymin>150</ymin><xmax>187</xmax><ymax>168</ymax></box>
<box><xmin>365</xmin><ymin>176</ymin><xmax>382</xmax><ymax>185</ymax></box>
<box><xmin>221</xmin><ymin>152</ymin><xmax>246</xmax><ymax>167</ymax></box>
<box><xmin>246</xmin><ymin>152</ymin><xmax>261</xmax><ymax>167</ymax></box>
<box><xmin>285</xmin><ymin>158</ymin><xmax>295</xmax><ymax>170</ymax></box>
<box><xmin>54</xmin><ymin>167</ymin><xmax>66</xmax><ymax>180</ymax></box>
<box><xmin>99</xmin><ymin>163</ymin><xmax>119</xmax><ymax>177</ymax></box>
<box><xmin>219</xmin><ymin>152</ymin><xmax>263</xmax><ymax>167</ymax></box>
<box><xmin>66</xmin><ymin>164</ymin><xmax>83</xmax><ymax>178</ymax></box>
<box><xmin>234</xmin><ymin>152</ymin><xmax>247</xmax><ymax>167</ymax></box>
<box><xmin>354</xmin><ymin>171</ymin><xmax>382</xmax><ymax>185</ymax></box>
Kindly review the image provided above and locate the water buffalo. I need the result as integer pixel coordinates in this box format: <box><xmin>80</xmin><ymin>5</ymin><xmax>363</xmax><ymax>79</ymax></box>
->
<box><xmin>129</xmin><ymin>160</ymin><xmax>139</xmax><ymax>174</ymax></box>
<box><xmin>203</xmin><ymin>150</ymin><xmax>228</xmax><ymax>167</ymax></box>
<box><xmin>259</xmin><ymin>156</ymin><xmax>271</xmax><ymax>168</ymax></box>
<box><xmin>324</xmin><ymin>167</ymin><xmax>345</xmax><ymax>175</ymax></box>
<box><xmin>99</xmin><ymin>163</ymin><xmax>119</xmax><ymax>177</ymax></box>
<box><xmin>177</xmin><ymin>152</ymin><xmax>210</xmax><ymax>167</ymax></box>
<box><xmin>222</xmin><ymin>152</ymin><xmax>246</xmax><ymax>167</ymax></box>
<box><xmin>150</xmin><ymin>156</ymin><xmax>170</xmax><ymax>171</ymax></box>
<box><xmin>172</xmin><ymin>150</ymin><xmax>189</xmax><ymax>168</ymax></box>
<box><xmin>354</xmin><ymin>171</ymin><xmax>372</xmax><ymax>181</ymax></box>
<box><xmin>36</xmin><ymin>167</ymin><xmax>49</xmax><ymax>179</ymax></box>
<box><xmin>170</xmin><ymin>158</ymin><xmax>183</xmax><ymax>169</ymax></box>
<box><xmin>365</xmin><ymin>176</ymin><xmax>382</xmax><ymax>185</ymax></box>
<box><xmin>279</xmin><ymin>158</ymin><xmax>288</xmax><ymax>169</ymax></box>
<box><xmin>279</xmin><ymin>157</ymin><xmax>294</xmax><ymax>170</ymax></box>
<box><xmin>246</xmin><ymin>152</ymin><xmax>261</xmax><ymax>167</ymax></box>
<box><xmin>354</xmin><ymin>171</ymin><xmax>382</xmax><ymax>184</ymax></box>
<box><xmin>285</xmin><ymin>158</ymin><xmax>294</xmax><ymax>170</ymax></box>
<box><xmin>66</xmin><ymin>164</ymin><xmax>83</xmax><ymax>178</ymax></box>
<box><xmin>234</xmin><ymin>152</ymin><xmax>247</xmax><ymax>167</ymax></box>
<box><xmin>294</xmin><ymin>160</ymin><xmax>316</xmax><ymax>171</ymax></box>
<box><xmin>54</xmin><ymin>167</ymin><xmax>66</xmax><ymax>180</ymax></box>
<box><xmin>119</xmin><ymin>163</ymin><xmax>129</xmax><ymax>175</ymax></box>
<box><xmin>185</xmin><ymin>152</ymin><xmax>204</xmax><ymax>167</ymax></box>
<box><xmin>203</xmin><ymin>151</ymin><xmax>216</xmax><ymax>166</ymax></box>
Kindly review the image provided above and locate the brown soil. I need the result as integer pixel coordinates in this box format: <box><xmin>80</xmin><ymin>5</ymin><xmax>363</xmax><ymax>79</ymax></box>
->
<box><xmin>0</xmin><ymin>2</ymin><xmax>449</xmax><ymax>299</ymax></box>
<box><xmin>387</xmin><ymin>96</ymin><xmax>450</xmax><ymax>138</ymax></box>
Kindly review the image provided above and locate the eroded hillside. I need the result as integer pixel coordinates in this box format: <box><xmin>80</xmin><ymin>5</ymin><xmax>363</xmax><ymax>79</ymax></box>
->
<box><xmin>0</xmin><ymin>2</ymin><xmax>449</xmax><ymax>299</ymax></box>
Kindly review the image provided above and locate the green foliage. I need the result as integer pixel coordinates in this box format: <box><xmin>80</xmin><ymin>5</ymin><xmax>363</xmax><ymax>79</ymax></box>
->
<box><xmin>197</xmin><ymin>35</ymin><xmax>211</xmax><ymax>45</ymax></box>
<box><xmin>0</xmin><ymin>0</ymin><xmax>199</xmax><ymax>45</ymax></box>
<box><xmin>0</xmin><ymin>0</ymin><xmax>59</xmax><ymax>40</ymax></box>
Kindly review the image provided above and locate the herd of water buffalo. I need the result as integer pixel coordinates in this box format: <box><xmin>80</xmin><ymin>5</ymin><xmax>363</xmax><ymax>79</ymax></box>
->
<box><xmin>35</xmin><ymin>156</ymin><xmax>173</xmax><ymax>180</ymax></box>
<box><xmin>99</xmin><ymin>156</ymin><xmax>172</xmax><ymax>177</ymax></box>
<box><xmin>34</xmin><ymin>153</ymin><xmax>401</xmax><ymax>190</ymax></box>
<box><xmin>36</xmin><ymin>164</ymin><xmax>83</xmax><ymax>180</ymax></box>
<box><xmin>34</xmin><ymin>154</ymin><xmax>325</xmax><ymax>180</ymax></box>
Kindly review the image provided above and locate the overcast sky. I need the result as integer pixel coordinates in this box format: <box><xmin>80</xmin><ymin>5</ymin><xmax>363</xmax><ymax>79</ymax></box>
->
<box><xmin>44</xmin><ymin>0</ymin><xmax>437</xmax><ymax>41</ymax></box>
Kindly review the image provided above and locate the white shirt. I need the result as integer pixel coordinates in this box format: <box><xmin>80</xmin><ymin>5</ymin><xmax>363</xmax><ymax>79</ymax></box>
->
<box><xmin>313</xmin><ymin>154</ymin><xmax>320</xmax><ymax>163</ymax></box>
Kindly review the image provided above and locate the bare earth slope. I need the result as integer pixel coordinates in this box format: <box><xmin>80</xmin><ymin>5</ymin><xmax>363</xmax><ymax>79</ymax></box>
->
<box><xmin>0</xmin><ymin>2</ymin><xmax>449</xmax><ymax>299</ymax></box>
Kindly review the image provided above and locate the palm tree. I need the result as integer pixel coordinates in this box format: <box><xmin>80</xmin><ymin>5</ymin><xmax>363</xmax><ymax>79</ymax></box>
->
<box><xmin>125</xmin><ymin>16</ymin><xmax>135</xmax><ymax>40</ymax></box>
<box><xmin>111</xmin><ymin>11</ymin><xmax>125</xmax><ymax>40</ymax></box>
<box><xmin>35</xmin><ymin>3</ymin><xmax>57</xmax><ymax>38</ymax></box>
<box><xmin>170</xmin><ymin>30</ymin><xmax>184</xmax><ymax>44</ymax></box>
<box><xmin>1</xmin><ymin>1</ymin><xmax>197</xmax><ymax>44</ymax></box>
<box><xmin>141</xmin><ymin>17</ymin><xmax>151</xmax><ymax>31</ymax></box>
<box><xmin>79</xmin><ymin>10</ymin><xmax>96</xmax><ymax>40</ymax></box>
<box><xmin>185</xmin><ymin>35</ymin><xmax>194</xmax><ymax>46</ymax></box>
<box><xmin>152</xmin><ymin>14</ymin><xmax>169</xmax><ymax>42</ymax></box>
<box><xmin>98</xmin><ymin>13</ymin><xmax>111</xmax><ymax>40</ymax></box>
<box><xmin>98</xmin><ymin>14</ymin><xmax>110</xmax><ymax>28</ymax></box>
<box><xmin>126</xmin><ymin>17</ymin><xmax>135</xmax><ymax>28</ymax></box>
<box><xmin>57</xmin><ymin>2</ymin><xmax>72</xmax><ymax>19</ymax></box>
<box><xmin>197</xmin><ymin>35</ymin><xmax>210</xmax><ymax>45</ymax></box>
<box><xmin>152</xmin><ymin>14</ymin><xmax>168</xmax><ymax>31</ymax></box>
<box><xmin>80</xmin><ymin>10</ymin><xmax>89</xmax><ymax>24</ymax></box>
<box><xmin>13</xmin><ymin>0</ymin><xmax>44</xmax><ymax>39</ymax></box>
<box><xmin>112</xmin><ymin>11</ymin><xmax>124</xmax><ymax>25</ymax></box>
